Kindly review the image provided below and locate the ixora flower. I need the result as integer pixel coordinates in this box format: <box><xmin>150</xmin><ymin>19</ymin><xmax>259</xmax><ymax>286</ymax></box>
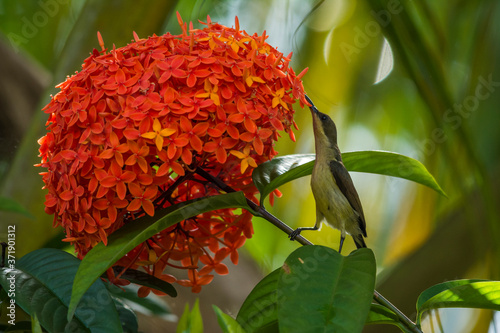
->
<box><xmin>38</xmin><ymin>13</ymin><xmax>308</xmax><ymax>294</ymax></box>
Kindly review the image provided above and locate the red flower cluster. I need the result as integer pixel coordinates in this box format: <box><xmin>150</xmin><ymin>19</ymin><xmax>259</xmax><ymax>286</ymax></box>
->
<box><xmin>38</xmin><ymin>13</ymin><xmax>307</xmax><ymax>293</ymax></box>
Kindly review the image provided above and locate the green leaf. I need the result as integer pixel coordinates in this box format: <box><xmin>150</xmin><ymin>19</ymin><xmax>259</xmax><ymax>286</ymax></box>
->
<box><xmin>32</xmin><ymin>313</ymin><xmax>43</xmax><ymax>333</ymax></box>
<box><xmin>177</xmin><ymin>299</ymin><xmax>203</xmax><ymax>333</ymax></box>
<box><xmin>236</xmin><ymin>268</ymin><xmax>281</xmax><ymax>333</ymax></box>
<box><xmin>189</xmin><ymin>299</ymin><xmax>204</xmax><ymax>333</ymax></box>
<box><xmin>213</xmin><ymin>305</ymin><xmax>246</xmax><ymax>333</ymax></box>
<box><xmin>365</xmin><ymin>304</ymin><xmax>398</xmax><ymax>325</ymax></box>
<box><xmin>253</xmin><ymin>154</ymin><xmax>315</xmax><ymax>205</ymax></box>
<box><xmin>0</xmin><ymin>248</ymin><xmax>121</xmax><ymax>333</ymax></box>
<box><xmin>177</xmin><ymin>303</ymin><xmax>191</xmax><ymax>333</ymax></box>
<box><xmin>277</xmin><ymin>246</ymin><xmax>376</xmax><ymax>333</ymax></box>
<box><xmin>69</xmin><ymin>192</ymin><xmax>251</xmax><ymax>321</ymax></box>
<box><xmin>253</xmin><ymin>151</ymin><xmax>446</xmax><ymax>204</ymax></box>
<box><xmin>0</xmin><ymin>196</ymin><xmax>34</xmax><ymax>218</ymax></box>
<box><xmin>416</xmin><ymin>279</ymin><xmax>500</xmax><ymax>325</ymax></box>
<box><xmin>366</xmin><ymin>304</ymin><xmax>413</xmax><ymax>333</ymax></box>
<box><xmin>342</xmin><ymin>151</ymin><xmax>446</xmax><ymax>197</ymax></box>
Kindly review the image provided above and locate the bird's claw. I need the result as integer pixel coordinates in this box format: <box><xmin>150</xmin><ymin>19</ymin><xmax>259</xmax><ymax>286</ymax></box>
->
<box><xmin>289</xmin><ymin>229</ymin><xmax>302</xmax><ymax>241</ymax></box>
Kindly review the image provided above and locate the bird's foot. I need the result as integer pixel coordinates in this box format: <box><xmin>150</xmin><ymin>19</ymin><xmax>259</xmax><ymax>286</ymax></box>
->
<box><xmin>289</xmin><ymin>228</ymin><xmax>302</xmax><ymax>241</ymax></box>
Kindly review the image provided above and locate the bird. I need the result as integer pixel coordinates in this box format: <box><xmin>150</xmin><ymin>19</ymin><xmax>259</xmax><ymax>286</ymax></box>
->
<box><xmin>289</xmin><ymin>95</ymin><xmax>367</xmax><ymax>253</ymax></box>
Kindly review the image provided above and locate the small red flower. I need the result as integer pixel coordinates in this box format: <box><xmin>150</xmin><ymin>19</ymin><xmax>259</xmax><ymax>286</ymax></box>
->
<box><xmin>38</xmin><ymin>13</ymin><xmax>308</xmax><ymax>293</ymax></box>
<box><xmin>126</xmin><ymin>183</ymin><xmax>158</xmax><ymax>217</ymax></box>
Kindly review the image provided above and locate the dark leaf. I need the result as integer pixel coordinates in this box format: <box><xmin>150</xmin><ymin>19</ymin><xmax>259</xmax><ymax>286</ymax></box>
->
<box><xmin>0</xmin><ymin>248</ymin><xmax>121</xmax><ymax>333</ymax></box>
<box><xmin>112</xmin><ymin>297</ymin><xmax>138</xmax><ymax>333</ymax></box>
<box><xmin>109</xmin><ymin>266</ymin><xmax>176</xmax><ymax>297</ymax></box>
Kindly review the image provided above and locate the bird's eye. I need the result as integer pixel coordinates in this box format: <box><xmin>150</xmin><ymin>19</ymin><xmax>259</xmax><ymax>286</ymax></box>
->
<box><xmin>321</xmin><ymin>115</ymin><xmax>328</xmax><ymax>121</ymax></box>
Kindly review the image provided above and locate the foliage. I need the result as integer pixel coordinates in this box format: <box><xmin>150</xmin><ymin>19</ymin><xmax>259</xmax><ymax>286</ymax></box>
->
<box><xmin>0</xmin><ymin>248</ymin><xmax>122</xmax><ymax>332</ymax></box>
<box><xmin>177</xmin><ymin>299</ymin><xmax>203</xmax><ymax>333</ymax></box>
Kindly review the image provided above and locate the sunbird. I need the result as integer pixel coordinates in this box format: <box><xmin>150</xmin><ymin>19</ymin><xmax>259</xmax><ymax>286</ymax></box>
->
<box><xmin>289</xmin><ymin>96</ymin><xmax>367</xmax><ymax>253</ymax></box>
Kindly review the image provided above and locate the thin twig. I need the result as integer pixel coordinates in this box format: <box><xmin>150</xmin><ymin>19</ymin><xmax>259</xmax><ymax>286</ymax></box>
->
<box><xmin>153</xmin><ymin>171</ymin><xmax>195</xmax><ymax>206</ymax></box>
<box><xmin>194</xmin><ymin>166</ymin><xmax>422</xmax><ymax>333</ymax></box>
<box><xmin>373</xmin><ymin>291</ymin><xmax>422</xmax><ymax>333</ymax></box>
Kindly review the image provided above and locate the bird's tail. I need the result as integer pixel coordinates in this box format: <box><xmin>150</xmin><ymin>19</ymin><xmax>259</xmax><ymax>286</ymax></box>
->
<box><xmin>352</xmin><ymin>234</ymin><xmax>367</xmax><ymax>249</ymax></box>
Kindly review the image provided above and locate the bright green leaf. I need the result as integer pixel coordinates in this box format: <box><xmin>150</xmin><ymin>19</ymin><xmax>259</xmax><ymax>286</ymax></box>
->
<box><xmin>277</xmin><ymin>246</ymin><xmax>376</xmax><ymax>333</ymax></box>
<box><xmin>253</xmin><ymin>151</ymin><xmax>446</xmax><ymax>204</ymax></box>
<box><xmin>342</xmin><ymin>151</ymin><xmax>446</xmax><ymax>197</ymax></box>
<box><xmin>177</xmin><ymin>299</ymin><xmax>203</xmax><ymax>333</ymax></box>
<box><xmin>213</xmin><ymin>305</ymin><xmax>246</xmax><ymax>333</ymax></box>
<box><xmin>416</xmin><ymin>279</ymin><xmax>500</xmax><ymax>325</ymax></box>
<box><xmin>191</xmin><ymin>299</ymin><xmax>205</xmax><ymax>332</ymax></box>
<box><xmin>69</xmin><ymin>192</ymin><xmax>251</xmax><ymax>321</ymax></box>
<box><xmin>177</xmin><ymin>303</ymin><xmax>191</xmax><ymax>333</ymax></box>
<box><xmin>32</xmin><ymin>313</ymin><xmax>43</xmax><ymax>333</ymax></box>
<box><xmin>416</xmin><ymin>279</ymin><xmax>478</xmax><ymax>310</ymax></box>
<box><xmin>0</xmin><ymin>248</ymin><xmax>121</xmax><ymax>333</ymax></box>
<box><xmin>236</xmin><ymin>268</ymin><xmax>281</xmax><ymax>333</ymax></box>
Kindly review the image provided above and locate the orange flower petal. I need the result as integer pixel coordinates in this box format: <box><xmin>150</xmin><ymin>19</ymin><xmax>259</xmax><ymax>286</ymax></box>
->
<box><xmin>216</xmin><ymin>146</ymin><xmax>227</xmax><ymax>164</ymax></box>
<box><xmin>143</xmin><ymin>200</ymin><xmax>155</xmax><ymax>216</ymax></box>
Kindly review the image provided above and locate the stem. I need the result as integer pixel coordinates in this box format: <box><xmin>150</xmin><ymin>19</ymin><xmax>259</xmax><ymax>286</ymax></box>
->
<box><xmin>373</xmin><ymin>291</ymin><xmax>422</xmax><ymax>333</ymax></box>
<box><xmin>195</xmin><ymin>167</ymin><xmax>422</xmax><ymax>333</ymax></box>
<box><xmin>154</xmin><ymin>171</ymin><xmax>195</xmax><ymax>206</ymax></box>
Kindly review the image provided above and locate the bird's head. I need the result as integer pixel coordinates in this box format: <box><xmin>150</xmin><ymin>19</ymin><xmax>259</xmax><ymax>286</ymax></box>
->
<box><xmin>305</xmin><ymin>95</ymin><xmax>338</xmax><ymax>149</ymax></box>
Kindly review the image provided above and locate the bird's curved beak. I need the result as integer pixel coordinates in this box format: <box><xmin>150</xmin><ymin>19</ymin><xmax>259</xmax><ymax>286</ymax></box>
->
<box><xmin>305</xmin><ymin>95</ymin><xmax>319</xmax><ymax>114</ymax></box>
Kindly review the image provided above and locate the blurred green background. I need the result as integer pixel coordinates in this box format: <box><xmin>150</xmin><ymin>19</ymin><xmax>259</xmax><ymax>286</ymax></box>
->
<box><xmin>1</xmin><ymin>0</ymin><xmax>499</xmax><ymax>331</ymax></box>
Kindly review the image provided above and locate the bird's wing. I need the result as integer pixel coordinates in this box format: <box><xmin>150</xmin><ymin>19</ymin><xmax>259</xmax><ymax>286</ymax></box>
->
<box><xmin>329</xmin><ymin>160</ymin><xmax>367</xmax><ymax>236</ymax></box>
